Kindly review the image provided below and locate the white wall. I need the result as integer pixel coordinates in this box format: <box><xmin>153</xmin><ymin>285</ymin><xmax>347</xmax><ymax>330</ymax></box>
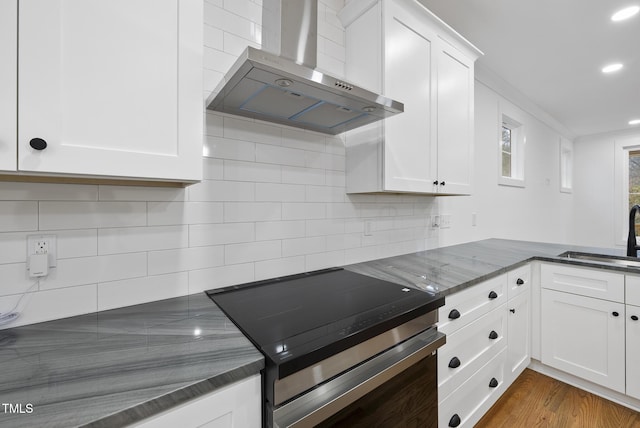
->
<box><xmin>0</xmin><ymin>0</ymin><xmax>573</xmax><ymax>329</ymax></box>
<box><xmin>571</xmin><ymin>129</ymin><xmax>640</xmax><ymax>249</ymax></box>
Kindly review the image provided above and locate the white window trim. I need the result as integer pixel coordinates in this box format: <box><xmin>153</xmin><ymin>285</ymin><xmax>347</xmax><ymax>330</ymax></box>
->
<box><xmin>614</xmin><ymin>137</ymin><xmax>640</xmax><ymax>246</ymax></box>
<box><xmin>498</xmin><ymin>101</ymin><xmax>526</xmax><ymax>188</ymax></box>
<box><xmin>559</xmin><ymin>137</ymin><xmax>573</xmax><ymax>193</ymax></box>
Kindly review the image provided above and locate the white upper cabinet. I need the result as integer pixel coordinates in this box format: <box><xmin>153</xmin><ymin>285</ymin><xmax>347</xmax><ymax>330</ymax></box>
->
<box><xmin>339</xmin><ymin>0</ymin><xmax>481</xmax><ymax>195</ymax></box>
<box><xmin>4</xmin><ymin>0</ymin><xmax>202</xmax><ymax>184</ymax></box>
<box><xmin>0</xmin><ymin>0</ymin><xmax>17</xmax><ymax>172</ymax></box>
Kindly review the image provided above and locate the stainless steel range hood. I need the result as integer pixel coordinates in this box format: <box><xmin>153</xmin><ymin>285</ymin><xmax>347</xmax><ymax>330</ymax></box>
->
<box><xmin>205</xmin><ymin>0</ymin><xmax>403</xmax><ymax>135</ymax></box>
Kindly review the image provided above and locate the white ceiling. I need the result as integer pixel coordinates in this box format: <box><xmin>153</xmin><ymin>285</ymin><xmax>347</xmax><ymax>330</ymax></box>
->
<box><xmin>418</xmin><ymin>0</ymin><xmax>640</xmax><ymax>138</ymax></box>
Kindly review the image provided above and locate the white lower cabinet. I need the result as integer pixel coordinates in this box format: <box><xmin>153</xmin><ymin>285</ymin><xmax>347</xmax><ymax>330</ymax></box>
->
<box><xmin>627</xmin><ymin>304</ymin><xmax>640</xmax><ymax>400</ymax></box>
<box><xmin>132</xmin><ymin>375</ymin><xmax>261</xmax><ymax>428</ymax></box>
<box><xmin>438</xmin><ymin>268</ymin><xmax>530</xmax><ymax>427</ymax></box>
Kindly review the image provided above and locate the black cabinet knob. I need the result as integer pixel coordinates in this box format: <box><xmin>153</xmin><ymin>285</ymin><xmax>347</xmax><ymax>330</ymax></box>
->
<box><xmin>440</xmin><ymin>181</ymin><xmax>446</xmax><ymax>186</ymax></box>
<box><xmin>489</xmin><ymin>377</ymin><xmax>499</xmax><ymax>388</ymax></box>
<box><xmin>448</xmin><ymin>309</ymin><xmax>461</xmax><ymax>320</ymax></box>
<box><xmin>516</xmin><ymin>278</ymin><xmax>524</xmax><ymax>286</ymax></box>
<box><xmin>509</xmin><ymin>308</ymin><xmax>515</xmax><ymax>314</ymax></box>
<box><xmin>449</xmin><ymin>414</ymin><xmax>461</xmax><ymax>427</ymax></box>
<box><xmin>448</xmin><ymin>356</ymin><xmax>461</xmax><ymax>368</ymax></box>
<box><xmin>433</xmin><ymin>180</ymin><xmax>439</xmax><ymax>185</ymax></box>
<box><xmin>632</xmin><ymin>315</ymin><xmax>639</xmax><ymax>321</ymax></box>
<box><xmin>488</xmin><ymin>291</ymin><xmax>498</xmax><ymax>300</ymax></box>
<box><xmin>613</xmin><ymin>311</ymin><xmax>619</xmax><ymax>317</ymax></box>
<box><xmin>489</xmin><ymin>330</ymin><xmax>498</xmax><ymax>340</ymax></box>
<box><xmin>29</xmin><ymin>138</ymin><xmax>47</xmax><ymax>150</ymax></box>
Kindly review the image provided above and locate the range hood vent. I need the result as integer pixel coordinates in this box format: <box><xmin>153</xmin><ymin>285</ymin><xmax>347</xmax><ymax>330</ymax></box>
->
<box><xmin>206</xmin><ymin>0</ymin><xmax>403</xmax><ymax>135</ymax></box>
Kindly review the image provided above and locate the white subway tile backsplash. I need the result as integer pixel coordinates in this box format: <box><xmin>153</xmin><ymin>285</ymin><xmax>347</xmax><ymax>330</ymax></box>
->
<box><xmin>282</xmin><ymin>236</ymin><xmax>325</xmax><ymax>257</ymax></box>
<box><xmin>326</xmin><ymin>233</ymin><xmax>361</xmax><ymax>251</ymax></box>
<box><xmin>98</xmin><ymin>226</ymin><xmax>188</xmax><ymax>255</ymax></box>
<box><xmin>203</xmin><ymin>46</ymin><xmax>237</xmax><ymax>74</ymax></box>
<box><xmin>54</xmin><ymin>229</ymin><xmax>98</xmax><ymax>259</ymax></box>
<box><xmin>204</xmin><ymin>3</ymin><xmax>260</xmax><ymax>43</ymax></box>
<box><xmin>305</xmin><ymin>250</ymin><xmax>344</xmax><ymax>271</ymax></box>
<box><xmin>256</xmin><ymin>220</ymin><xmax>306</xmax><ymax>241</ymax></box>
<box><xmin>282</xmin><ymin>129</ymin><xmax>325</xmax><ymax>152</ymax></box>
<box><xmin>204</xmin><ymin>136</ymin><xmax>255</xmax><ymax>161</ymax></box>
<box><xmin>0</xmin><ymin>202</ymin><xmax>38</xmax><ymax>232</ymax></box>
<box><xmin>189</xmin><ymin>223</ymin><xmax>254</xmax><ymax>247</ymax></box>
<box><xmin>38</xmin><ymin>257</ymin><xmax>98</xmax><ymax>290</ymax></box>
<box><xmin>224</xmin><ymin>31</ymin><xmax>260</xmax><ymax>56</ymax></box>
<box><xmin>225</xmin><ymin>240</ymin><xmax>281</xmax><ymax>264</ymax></box>
<box><xmin>203</xmin><ymin>158</ymin><xmax>224</xmax><ymax>180</ymax></box>
<box><xmin>189</xmin><ymin>262</ymin><xmax>255</xmax><ymax>293</ymax></box>
<box><xmin>0</xmin><ymin>182</ymin><xmax>97</xmax><ymax>201</ymax></box>
<box><xmin>98</xmin><ymin>186</ymin><xmax>186</xmax><ymax>202</ymax></box>
<box><xmin>188</xmin><ymin>180</ymin><xmax>255</xmax><ymax>202</ymax></box>
<box><xmin>255</xmin><ymin>256</ymin><xmax>305</xmax><ymax>281</ymax></box>
<box><xmin>282</xmin><ymin>166</ymin><xmax>325</xmax><ymax>186</ymax></box>
<box><xmin>325</xmin><ymin>170</ymin><xmax>346</xmax><ymax>187</ymax></box>
<box><xmin>224</xmin><ymin>116</ymin><xmax>282</xmax><ymax>145</ymax></box>
<box><xmin>282</xmin><ymin>203</ymin><xmax>326</xmax><ymax>220</ymax></box>
<box><xmin>97</xmin><ymin>273</ymin><xmax>188</xmax><ymax>311</ymax></box>
<box><xmin>203</xmin><ymin>25</ymin><xmax>223</xmax><ymax>50</ymax></box>
<box><xmin>0</xmin><ymin>263</ymin><xmax>32</xmax><ymax>296</ymax></box>
<box><xmin>256</xmin><ymin>144</ymin><xmax>307</xmax><ymax>167</ymax></box>
<box><xmin>224</xmin><ymin>202</ymin><xmax>281</xmax><ymax>222</ymax></box>
<box><xmin>0</xmin><ymin>285</ymin><xmax>97</xmax><ymax>329</ymax></box>
<box><xmin>148</xmin><ymin>202</ymin><xmax>224</xmax><ymax>226</ymax></box>
<box><xmin>205</xmin><ymin>112</ymin><xmax>224</xmax><ymax>137</ymax></box>
<box><xmin>39</xmin><ymin>202</ymin><xmax>146</xmax><ymax>230</ymax></box>
<box><xmin>99</xmin><ymin>253</ymin><xmax>147</xmax><ymax>282</ymax></box>
<box><xmin>256</xmin><ymin>183</ymin><xmax>305</xmax><ymax>202</ymax></box>
<box><xmin>305</xmin><ymin>185</ymin><xmax>345</xmax><ymax>202</ymax></box>
<box><xmin>305</xmin><ymin>219</ymin><xmax>345</xmax><ymax>236</ymax></box>
<box><xmin>148</xmin><ymin>246</ymin><xmax>224</xmax><ymax>275</ymax></box>
<box><xmin>0</xmin><ymin>232</ymin><xmax>28</xmax><ymax>264</ymax></box>
<box><xmin>224</xmin><ymin>160</ymin><xmax>281</xmax><ymax>183</ymax></box>
<box><xmin>223</xmin><ymin>0</ymin><xmax>262</xmax><ymax>24</ymax></box>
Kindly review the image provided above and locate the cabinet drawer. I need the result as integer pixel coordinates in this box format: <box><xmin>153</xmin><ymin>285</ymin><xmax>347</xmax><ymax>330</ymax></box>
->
<box><xmin>439</xmin><ymin>348</ymin><xmax>507</xmax><ymax>428</ymax></box>
<box><xmin>438</xmin><ymin>274</ymin><xmax>507</xmax><ymax>335</ymax></box>
<box><xmin>541</xmin><ymin>263</ymin><xmax>624</xmax><ymax>303</ymax></box>
<box><xmin>438</xmin><ymin>305</ymin><xmax>507</xmax><ymax>400</ymax></box>
<box><xmin>627</xmin><ymin>275</ymin><xmax>640</xmax><ymax>306</ymax></box>
<box><xmin>507</xmin><ymin>264</ymin><xmax>530</xmax><ymax>300</ymax></box>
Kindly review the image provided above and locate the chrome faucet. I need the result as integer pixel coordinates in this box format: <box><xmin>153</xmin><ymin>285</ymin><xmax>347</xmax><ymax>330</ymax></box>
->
<box><xmin>628</xmin><ymin>205</ymin><xmax>640</xmax><ymax>257</ymax></box>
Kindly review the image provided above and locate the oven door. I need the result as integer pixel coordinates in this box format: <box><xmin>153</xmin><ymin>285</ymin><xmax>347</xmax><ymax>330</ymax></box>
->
<box><xmin>272</xmin><ymin>328</ymin><xmax>445</xmax><ymax>428</ymax></box>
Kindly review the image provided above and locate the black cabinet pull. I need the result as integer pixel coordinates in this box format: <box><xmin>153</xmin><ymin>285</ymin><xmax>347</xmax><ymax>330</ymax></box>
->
<box><xmin>448</xmin><ymin>309</ymin><xmax>461</xmax><ymax>320</ymax></box>
<box><xmin>440</xmin><ymin>181</ymin><xmax>446</xmax><ymax>186</ymax></box>
<box><xmin>448</xmin><ymin>356</ymin><xmax>461</xmax><ymax>368</ymax></box>
<box><xmin>433</xmin><ymin>180</ymin><xmax>439</xmax><ymax>185</ymax></box>
<box><xmin>489</xmin><ymin>377</ymin><xmax>499</xmax><ymax>388</ymax></box>
<box><xmin>613</xmin><ymin>311</ymin><xmax>619</xmax><ymax>317</ymax></box>
<box><xmin>632</xmin><ymin>315</ymin><xmax>639</xmax><ymax>321</ymax></box>
<box><xmin>509</xmin><ymin>308</ymin><xmax>515</xmax><ymax>314</ymax></box>
<box><xmin>489</xmin><ymin>330</ymin><xmax>498</xmax><ymax>340</ymax></box>
<box><xmin>29</xmin><ymin>138</ymin><xmax>47</xmax><ymax>150</ymax></box>
<box><xmin>449</xmin><ymin>414</ymin><xmax>461</xmax><ymax>427</ymax></box>
<box><xmin>488</xmin><ymin>291</ymin><xmax>498</xmax><ymax>299</ymax></box>
<box><xmin>516</xmin><ymin>278</ymin><xmax>524</xmax><ymax>285</ymax></box>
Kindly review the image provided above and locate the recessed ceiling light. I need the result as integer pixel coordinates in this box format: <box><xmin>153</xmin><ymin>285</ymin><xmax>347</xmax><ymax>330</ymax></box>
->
<box><xmin>612</xmin><ymin>5</ymin><xmax>640</xmax><ymax>21</ymax></box>
<box><xmin>630</xmin><ymin>119</ymin><xmax>640</xmax><ymax>125</ymax></box>
<box><xmin>602</xmin><ymin>63</ymin><xmax>624</xmax><ymax>73</ymax></box>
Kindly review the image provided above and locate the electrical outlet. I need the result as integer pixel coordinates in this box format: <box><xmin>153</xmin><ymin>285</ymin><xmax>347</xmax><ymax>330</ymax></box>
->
<box><xmin>27</xmin><ymin>235</ymin><xmax>57</xmax><ymax>270</ymax></box>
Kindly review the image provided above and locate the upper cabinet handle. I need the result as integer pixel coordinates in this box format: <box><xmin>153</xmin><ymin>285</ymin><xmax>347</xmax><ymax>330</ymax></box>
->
<box><xmin>632</xmin><ymin>315</ymin><xmax>639</xmax><ymax>321</ymax></box>
<box><xmin>612</xmin><ymin>311</ymin><xmax>620</xmax><ymax>317</ymax></box>
<box><xmin>516</xmin><ymin>278</ymin><xmax>524</xmax><ymax>285</ymax></box>
<box><xmin>448</xmin><ymin>309</ymin><xmax>461</xmax><ymax>320</ymax></box>
<box><xmin>488</xmin><ymin>291</ymin><xmax>498</xmax><ymax>300</ymax></box>
<box><xmin>433</xmin><ymin>180</ymin><xmax>439</xmax><ymax>185</ymax></box>
<box><xmin>29</xmin><ymin>138</ymin><xmax>47</xmax><ymax>150</ymax></box>
<box><xmin>440</xmin><ymin>181</ymin><xmax>446</xmax><ymax>186</ymax></box>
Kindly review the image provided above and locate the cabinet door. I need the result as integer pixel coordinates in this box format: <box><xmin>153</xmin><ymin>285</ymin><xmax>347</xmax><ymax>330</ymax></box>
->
<box><xmin>627</xmin><ymin>305</ymin><xmax>640</xmax><ymax>400</ymax></box>
<box><xmin>541</xmin><ymin>289</ymin><xmax>625</xmax><ymax>392</ymax></box>
<box><xmin>435</xmin><ymin>43</ymin><xmax>474</xmax><ymax>195</ymax></box>
<box><xmin>0</xmin><ymin>0</ymin><xmax>17</xmax><ymax>172</ymax></box>
<box><xmin>18</xmin><ymin>0</ymin><xmax>202</xmax><ymax>182</ymax></box>
<box><xmin>382</xmin><ymin>2</ymin><xmax>437</xmax><ymax>193</ymax></box>
<box><xmin>506</xmin><ymin>291</ymin><xmax>530</xmax><ymax>385</ymax></box>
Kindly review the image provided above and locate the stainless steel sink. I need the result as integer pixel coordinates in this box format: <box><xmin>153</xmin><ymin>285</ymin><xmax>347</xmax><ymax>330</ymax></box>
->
<box><xmin>558</xmin><ymin>251</ymin><xmax>640</xmax><ymax>269</ymax></box>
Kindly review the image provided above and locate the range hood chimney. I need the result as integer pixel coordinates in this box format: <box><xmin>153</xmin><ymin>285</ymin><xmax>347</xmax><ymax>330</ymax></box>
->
<box><xmin>206</xmin><ymin>0</ymin><xmax>403</xmax><ymax>135</ymax></box>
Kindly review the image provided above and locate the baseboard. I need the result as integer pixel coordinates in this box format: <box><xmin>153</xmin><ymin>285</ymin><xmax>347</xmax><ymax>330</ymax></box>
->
<box><xmin>528</xmin><ymin>359</ymin><xmax>640</xmax><ymax>413</ymax></box>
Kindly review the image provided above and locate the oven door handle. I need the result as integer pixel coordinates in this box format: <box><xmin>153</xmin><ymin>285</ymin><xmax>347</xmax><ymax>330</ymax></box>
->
<box><xmin>272</xmin><ymin>328</ymin><xmax>446</xmax><ymax>428</ymax></box>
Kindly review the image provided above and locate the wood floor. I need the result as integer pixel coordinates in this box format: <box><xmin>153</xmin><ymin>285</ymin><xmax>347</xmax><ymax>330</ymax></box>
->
<box><xmin>475</xmin><ymin>369</ymin><xmax>640</xmax><ymax>428</ymax></box>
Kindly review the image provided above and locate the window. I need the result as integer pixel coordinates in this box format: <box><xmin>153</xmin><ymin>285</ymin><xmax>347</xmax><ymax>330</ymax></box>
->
<box><xmin>498</xmin><ymin>103</ymin><xmax>525</xmax><ymax>187</ymax></box>
<box><xmin>614</xmin><ymin>137</ymin><xmax>640</xmax><ymax>245</ymax></box>
<box><xmin>560</xmin><ymin>137</ymin><xmax>573</xmax><ymax>193</ymax></box>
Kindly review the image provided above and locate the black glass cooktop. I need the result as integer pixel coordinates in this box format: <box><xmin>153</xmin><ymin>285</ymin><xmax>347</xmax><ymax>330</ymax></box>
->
<box><xmin>207</xmin><ymin>268</ymin><xmax>444</xmax><ymax>378</ymax></box>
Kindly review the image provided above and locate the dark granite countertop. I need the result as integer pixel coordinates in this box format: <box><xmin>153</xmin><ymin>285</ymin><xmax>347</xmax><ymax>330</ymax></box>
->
<box><xmin>0</xmin><ymin>238</ymin><xmax>633</xmax><ymax>428</ymax></box>
<box><xmin>345</xmin><ymin>238</ymin><xmax>628</xmax><ymax>296</ymax></box>
<box><xmin>0</xmin><ymin>293</ymin><xmax>264</xmax><ymax>428</ymax></box>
